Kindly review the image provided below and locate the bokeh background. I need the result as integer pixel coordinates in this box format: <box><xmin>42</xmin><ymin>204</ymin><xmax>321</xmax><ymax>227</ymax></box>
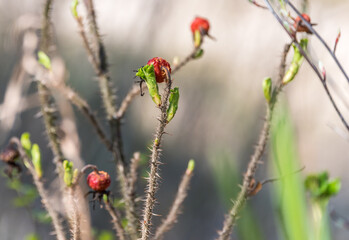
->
<box><xmin>1</xmin><ymin>0</ymin><xmax>349</xmax><ymax>239</ymax></box>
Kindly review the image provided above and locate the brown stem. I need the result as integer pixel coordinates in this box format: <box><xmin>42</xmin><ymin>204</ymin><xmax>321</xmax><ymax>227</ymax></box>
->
<box><xmin>216</xmin><ymin>43</ymin><xmax>291</xmax><ymax>240</ymax></box>
<box><xmin>103</xmin><ymin>196</ymin><xmax>127</xmax><ymax>240</ymax></box>
<box><xmin>154</xmin><ymin>164</ymin><xmax>194</xmax><ymax>240</ymax></box>
<box><xmin>11</xmin><ymin>138</ymin><xmax>66</xmax><ymax>240</ymax></box>
<box><xmin>141</xmin><ymin>68</ymin><xmax>172</xmax><ymax>240</ymax></box>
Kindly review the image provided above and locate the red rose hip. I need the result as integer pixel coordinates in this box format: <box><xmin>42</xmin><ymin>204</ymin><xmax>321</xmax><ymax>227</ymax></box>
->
<box><xmin>190</xmin><ymin>17</ymin><xmax>210</xmax><ymax>35</ymax></box>
<box><xmin>87</xmin><ymin>171</ymin><xmax>111</xmax><ymax>192</ymax></box>
<box><xmin>293</xmin><ymin>13</ymin><xmax>313</xmax><ymax>33</ymax></box>
<box><xmin>147</xmin><ymin>57</ymin><xmax>171</xmax><ymax>83</ymax></box>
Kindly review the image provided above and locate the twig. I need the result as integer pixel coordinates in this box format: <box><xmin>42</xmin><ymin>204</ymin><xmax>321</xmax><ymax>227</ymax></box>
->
<box><xmin>81</xmin><ymin>1</ymin><xmax>139</xmax><ymax>236</ymax></box>
<box><xmin>37</xmin><ymin>0</ymin><xmax>65</xmax><ymax>174</ymax></box>
<box><xmin>154</xmin><ymin>163</ymin><xmax>194</xmax><ymax>240</ymax></box>
<box><xmin>141</xmin><ymin>68</ymin><xmax>172</xmax><ymax>240</ymax></box>
<box><xmin>103</xmin><ymin>196</ymin><xmax>127</xmax><ymax>240</ymax></box>
<box><xmin>127</xmin><ymin>152</ymin><xmax>141</xmax><ymax>202</ymax></box>
<box><xmin>171</xmin><ymin>46</ymin><xmax>201</xmax><ymax>74</ymax></box>
<box><xmin>68</xmin><ymin>188</ymin><xmax>81</xmax><ymax>240</ymax></box>
<box><xmin>11</xmin><ymin>137</ymin><xmax>66</xmax><ymax>240</ymax></box>
<box><xmin>58</xmin><ymin>85</ymin><xmax>112</xmax><ymax>150</ymax></box>
<box><xmin>263</xmin><ymin>0</ymin><xmax>349</xmax><ymax>132</ymax></box>
<box><xmin>284</xmin><ymin>0</ymin><xmax>349</xmax><ymax>85</ymax></box>
<box><xmin>216</xmin><ymin>43</ymin><xmax>291</xmax><ymax>240</ymax></box>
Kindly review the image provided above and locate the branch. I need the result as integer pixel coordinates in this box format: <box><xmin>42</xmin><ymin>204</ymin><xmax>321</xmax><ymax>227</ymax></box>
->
<box><xmin>103</xmin><ymin>196</ymin><xmax>127</xmax><ymax>240</ymax></box>
<box><xmin>263</xmin><ymin>0</ymin><xmax>349</xmax><ymax>132</ymax></box>
<box><xmin>154</xmin><ymin>161</ymin><xmax>194</xmax><ymax>240</ymax></box>
<box><xmin>141</xmin><ymin>68</ymin><xmax>172</xmax><ymax>240</ymax></box>
<box><xmin>80</xmin><ymin>1</ymin><xmax>139</xmax><ymax>236</ymax></box>
<box><xmin>216</xmin><ymin>43</ymin><xmax>291</xmax><ymax>240</ymax></box>
<box><xmin>11</xmin><ymin>138</ymin><xmax>66</xmax><ymax>240</ymax></box>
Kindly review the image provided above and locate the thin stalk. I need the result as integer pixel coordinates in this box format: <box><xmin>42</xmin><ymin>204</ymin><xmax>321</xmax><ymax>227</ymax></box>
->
<box><xmin>68</xmin><ymin>188</ymin><xmax>81</xmax><ymax>240</ymax></box>
<box><xmin>141</xmin><ymin>68</ymin><xmax>172</xmax><ymax>240</ymax></box>
<box><xmin>80</xmin><ymin>1</ymin><xmax>139</xmax><ymax>236</ymax></box>
<box><xmin>263</xmin><ymin>0</ymin><xmax>349</xmax><ymax>132</ymax></box>
<box><xmin>11</xmin><ymin>138</ymin><xmax>66</xmax><ymax>240</ymax></box>
<box><xmin>103</xmin><ymin>197</ymin><xmax>127</xmax><ymax>240</ymax></box>
<box><xmin>154</xmin><ymin>165</ymin><xmax>194</xmax><ymax>240</ymax></box>
<box><xmin>216</xmin><ymin>43</ymin><xmax>291</xmax><ymax>240</ymax></box>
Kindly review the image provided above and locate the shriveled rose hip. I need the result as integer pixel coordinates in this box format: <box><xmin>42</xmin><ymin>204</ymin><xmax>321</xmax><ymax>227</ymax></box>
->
<box><xmin>190</xmin><ymin>17</ymin><xmax>210</xmax><ymax>35</ymax></box>
<box><xmin>293</xmin><ymin>13</ymin><xmax>313</xmax><ymax>34</ymax></box>
<box><xmin>147</xmin><ymin>57</ymin><xmax>172</xmax><ymax>83</ymax></box>
<box><xmin>87</xmin><ymin>171</ymin><xmax>111</xmax><ymax>192</ymax></box>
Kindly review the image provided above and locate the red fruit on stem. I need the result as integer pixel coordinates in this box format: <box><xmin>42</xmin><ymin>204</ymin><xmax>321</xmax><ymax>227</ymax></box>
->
<box><xmin>87</xmin><ymin>171</ymin><xmax>111</xmax><ymax>192</ymax></box>
<box><xmin>293</xmin><ymin>13</ymin><xmax>312</xmax><ymax>33</ymax></box>
<box><xmin>147</xmin><ymin>57</ymin><xmax>171</xmax><ymax>83</ymax></box>
<box><xmin>190</xmin><ymin>17</ymin><xmax>210</xmax><ymax>35</ymax></box>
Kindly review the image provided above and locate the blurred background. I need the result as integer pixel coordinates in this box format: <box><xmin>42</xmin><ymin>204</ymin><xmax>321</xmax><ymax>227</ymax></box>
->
<box><xmin>1</xmin><ymin>0</ymin><xmax>349</xmax><ymax>239</ymax></box>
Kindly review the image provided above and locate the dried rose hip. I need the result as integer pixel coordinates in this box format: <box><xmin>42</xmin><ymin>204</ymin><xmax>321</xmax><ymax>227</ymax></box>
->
<box><xmin>293</xmin><ymin>13</ymin><xmax>313</xmax><ymax>34</ymax></box>
<box><xmin>147</xmin><ymin>57</ymin><xmax>172</xmax><ymax>83</ymax></box>
<box><xmin>190</xmin><ymin>17</ymin><xmax>210</xmax><ymax>35</ymax></box>
<box><xmin>87</xmin><ymin>171</ymin><xmax>111</xmax><ymax>192</ymax></box>
<box><xmin>0</xmin><ymin>144</ymin><xmax>19</xmax><ymax>163</ymax></box>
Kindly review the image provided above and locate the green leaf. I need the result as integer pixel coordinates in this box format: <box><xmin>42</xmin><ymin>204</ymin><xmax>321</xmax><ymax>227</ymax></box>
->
<box><xmin>326</xmin><ymin>178</ymin><xmax>341</xmax><ymax>196</ymax></box>
<box><xmin>186</xmin><ymin>159</ymin><xmax>195</xmax><ymax>174</ymax></box>
<box><xmin>282</xmin><ymin>38</ymin><xmax>308</xmax><ymax>85</ymax></box>
<box><xmin>193</xmin><ymin>49</ymin><xmax>204</xmax><ymax>59</ymax></box>
<box><xmin>37</xmin><ymin>51</ymin><xmax>51</xmax><ymax>70</ymax></box>
<box><xmin>136</xmin><ymin>64</ymin><xmax>161</xmax><ymax>106</ymax></box>
<box><xmin>166</xmin><ymin>87</ymin><xmax>179</xmax><ymax>123</ymax></box>
<box><xmin>71</xmin><ymin>0</ymin><xmax>79</xmax><ymax>18</ymax></box>
<box><xmin>262</xmin><ymin>77</ymin><xmax>272</xmax><ymax>102</ymax></box>
<box><xmin>21</xmin><ymin>132</ymin><xmax>32</xmax><ymax>153</ymax></box>
<box><xmin>63</xmin><ymin>160</ymin><xmax>74</xmax><ymax>187</ymax></box>
<box><xmin>194</xmin><ymin>30</ymin><xmax>201</xmax><ymax>48</ymax></box>
<box><xmin>31</xmin><ymin>144</ymin><xmax>42</xmax><ymax>178</ymax></box>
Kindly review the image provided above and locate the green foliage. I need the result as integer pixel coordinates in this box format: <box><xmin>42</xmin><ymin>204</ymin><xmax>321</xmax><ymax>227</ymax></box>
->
<box><xmin>270</xmin><ymin>100</ymin><xmax>310</xmax><ymax>240</ymax></box>
<box><xmin>21</xmin><ymin>132</ymin><xmax>32</xmax><ymax>153</ymax></box>
<box><xmin>305</xmin><ymin>172</ymin><xmax>341</xmax><ymax>201</ymax></box>
<box><xmin>166</xmin><ymin>87</ymin><xmax>180</xmax><ymax>123</ymax></box>
<box><xmin>136</xmin><ymin>64</ymin><xmax>161</xmax><ymax>106</ymax></box>
<box><xmin>37</xmin><ymin>51</ymin><xmax>51</xmax><ymax>70</ymax></box>
<box><xmin>31</xmin><ymin>144</ymin><xmax>42</xmax><ymax>178</ymax></box>
<box><xmin>187</xmin><ymin>159</ymin><xmax>195</xmax><ymax>173</ymax></box>
<box><xmin>71</xmin><ymin>0</ymin><xmax>79</xmax><ymax>18</ymax></box>
<box><xmin>63</xmin><ymin>160</ymin><xmax>74</xmax><ymax>187</ymax></box>
<box><xmin>262</xmin><ymin>77</ymin><xmax>272</xmax><ymax>103</ymax></box>
<box><xmin>282</xmin><ymin>38</ymin><xmax>308</xmax><ymax>85</ymax></box>
<box><xmin>193</xmin><ymin>49</ymin><xmax>204</xmax><ymax>59</ymax></box>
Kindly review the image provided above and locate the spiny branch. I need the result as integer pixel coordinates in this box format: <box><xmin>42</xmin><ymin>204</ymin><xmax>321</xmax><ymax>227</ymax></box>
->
<box><xmin>216</xmin><ymin>43</ymin><xmax>291</xmax><ymax>240</ymax></box>
<box><xmin>141</xmin><ymin>68</ymin><xmax>172</xmax><ymax>240</ymax></box>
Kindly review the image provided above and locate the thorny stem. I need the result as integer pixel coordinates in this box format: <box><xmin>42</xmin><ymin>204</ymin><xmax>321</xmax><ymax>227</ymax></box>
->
<box><xmin>38</xmin><ymin>0</ymin><xmax>65</xmax><ymax>174</ymax></box>
<box><xmin>141</xmin><ymin>68</ymin><xmax>172</xmax><ymax>240</ymax></box>
<box><xmin>127</xmin><ymin>152</ymin><xmax>141</xmax><ymax>206</ymax></box>
<box><xmin>171</xmin><ymin>45</ymin><xmax>202</xmax><ymax>74</ymax></box>
<box><xmin>216</xmin><ymin>43</ymin><xmax>291</xmax><ymax>240</ymax></box>
<box><xmin>81</xmin><ymin>0</ymin><xmax>139</xmax><ymax>236</ymax></box>
<box><xmin>68</xmin><ymin>188</ymin><xmax>81</xmax><ymax>240</ymax></box>
<box><xmin>154</xmin><ymin>165</ymin><xmax>194</xmax><ymax>240</ymax></box>
<box><xmin>263</xmin><ymin>0</ymin><xmax>349</xmax><ymax>132</ymax></box>
<box><xmin>103</xmin><ymin>197</ymin><xmax>127</xmax><ymax>240</ymax></box>
<box><xmin>11</xmin><ymin>138</ymin><xmax>66</xmax><ymax>240</ymax></box>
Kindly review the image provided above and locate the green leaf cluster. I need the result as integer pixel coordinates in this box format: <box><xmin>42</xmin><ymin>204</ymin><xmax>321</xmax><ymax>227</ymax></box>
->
<box><xmin>305</xmin><ymin>171</ymin><xmax>341</xmax><ymax>201</ymax></box>
<box><xmin>136</xmin><ymin>64</ymin><xmax>162</xmax><ymax>106</ymax></box>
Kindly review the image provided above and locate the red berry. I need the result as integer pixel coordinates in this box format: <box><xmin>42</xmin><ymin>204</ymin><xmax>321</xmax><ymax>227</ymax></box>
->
<box><xmin>147</xmin><ymin>57</ymin><xmax>171</xmax><ymax>83</ymax></box>
<box><xmin>190</xmin><ymin>17</ymin><xmax>210</xmax><ymax>35</ymax></box>
<box><xmin>294</xmin><ymin>13</ymin><xmax>312</xmax><ymax>33</ymax></box>
<box><xmin>87</xmin><ymin>171</ymin><xmax>111</xmax><ymax>192</ymax></box>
